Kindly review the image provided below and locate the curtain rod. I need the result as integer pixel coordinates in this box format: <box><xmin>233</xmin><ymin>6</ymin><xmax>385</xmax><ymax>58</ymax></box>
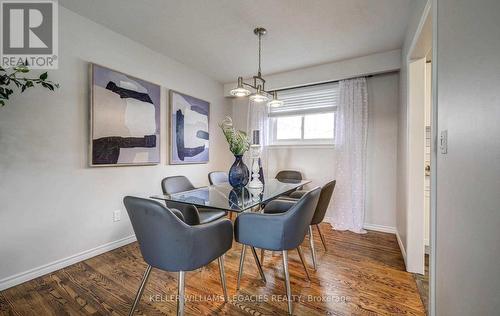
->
<box><xmin>275</xmin><ymin>71</ymin><xmax>395</xmax><ymax>93</ymax></box>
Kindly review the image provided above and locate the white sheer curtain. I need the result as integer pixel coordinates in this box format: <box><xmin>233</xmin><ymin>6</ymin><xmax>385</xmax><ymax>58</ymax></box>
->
<box><xmin>246</xmin><ymin>99</ymin><xmax>269</xmax><ymax>178</ymax></box>
<box><xmin>332</xmin><ymin>77</ymin><xmax>368</xmax><ymax>234</ymax></box>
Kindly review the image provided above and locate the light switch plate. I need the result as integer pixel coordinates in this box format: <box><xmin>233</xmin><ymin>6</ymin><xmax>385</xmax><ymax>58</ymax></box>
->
<box><xmin>440</xmin><ymin>130</ymin><xmax>448</xmax><ymax>154</ymax></box>
<box><xmin>113</xmin><ymin>210</ymin><xmax>121</xmax><ymax>222</ymax></box>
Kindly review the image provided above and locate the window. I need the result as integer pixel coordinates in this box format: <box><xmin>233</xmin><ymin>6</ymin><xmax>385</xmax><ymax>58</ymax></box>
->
<box><xmin>269</xmin><ymin>82</ymin><xmax>337</xmax><ymax>145</ymax></box>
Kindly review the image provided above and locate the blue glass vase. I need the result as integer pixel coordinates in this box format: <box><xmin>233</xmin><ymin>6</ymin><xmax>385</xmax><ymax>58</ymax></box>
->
<box><xmin>229</xmin><ymin>155</ymin><xmax>249</xmax><ymax>188</ymax></box>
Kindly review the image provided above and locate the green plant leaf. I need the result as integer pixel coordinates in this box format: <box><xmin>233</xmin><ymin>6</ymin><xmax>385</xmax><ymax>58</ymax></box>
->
<box><xmin>42</xmin><ymin>82</ymin><xmax>54</xmax><ymax>91</ymax></box>
<box><xmin>14</xmin><ymin>65</ymin><xmax>29</xmax><ymax>73</ymax></box>
<box><xmin>1</xmin><ymin>66</ymin><xmax>59</xmax><ymax>108</ymax></box>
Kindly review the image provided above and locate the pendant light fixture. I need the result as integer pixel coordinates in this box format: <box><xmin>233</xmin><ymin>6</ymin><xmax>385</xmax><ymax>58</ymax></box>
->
<box><xmin>267</xmin><ymin>91</ymin><xmax>284</xmax><ymax>107</ymax></box>
<box><xmin>229</xmin><ymin>27</ymin><xmax>283</xmax><ymax>107</ymax></box>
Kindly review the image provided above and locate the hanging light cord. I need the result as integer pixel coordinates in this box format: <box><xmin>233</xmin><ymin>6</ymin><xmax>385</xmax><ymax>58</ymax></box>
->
<box><xmin>258</xmin><ymin>32</ymin><xmax>262</xmax><ymax>77</ymax></box>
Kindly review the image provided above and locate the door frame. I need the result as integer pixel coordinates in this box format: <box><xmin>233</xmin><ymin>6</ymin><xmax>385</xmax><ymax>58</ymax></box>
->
<box><xmin>405</xmin><ymin>0</ymin><xmax>432</xmax><ymax>276</ymax></box>
<box><xmin>405</xmin><ymin>1</ymin><xmax>436</xmax><ymax>315</ymax></box>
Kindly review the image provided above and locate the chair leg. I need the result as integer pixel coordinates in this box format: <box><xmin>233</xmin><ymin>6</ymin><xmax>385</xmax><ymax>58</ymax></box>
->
<box><xmin>237</xmin><ymin>245</ymin><xmax>246</xmax><ymax>290</ymax></box>
<box><xmin>296</xmin><ymin>246</ymin><xmax>311</xmax><ymax>281</ymax></box>
<box><xmin>282</xmin><ymin>250</ymin><xmax>293</xmax><ymax>315</ymax></box>
<box><xmin>316</xmin><ymin>224</ymin><xmax>328</xmax><ymax>251</ymax></box>
<box><xmin>250</xmin><ymin>246</ymin><xmax>267</xmax><ymax>283</ymax></box>
<box><xmin>218</xmin><ymin>255</ymin><xmax>228</xmax><ymax>302</ymax></box>
<box><xmin>309</xmin><ymin>225</ymin><xmax>317</xmax><ymax>270</ymax></box>
<box><xmin>177</xmin><ymin>271</ymin><xmax>185</xmax><ymax>316</ymax></box>
<box><xmin>129</xmin><ymin>265</ymin><xmax>152</xmax><ymax>316</ymax></box>
<box><xmin>260</xmin><ymin>248</ymin><xmax>265</xmax><ymax>264</ymax></box>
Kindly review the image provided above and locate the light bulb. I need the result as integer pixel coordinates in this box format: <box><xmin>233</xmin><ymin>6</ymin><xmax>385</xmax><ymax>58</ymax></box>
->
<box><xmin>230</xmin><ymin>77</ymin><xmax>251</xmax><ymax>97</ymax></box>
<box><xmin>267</xmin><ymin>99</ymin><xmax>283</xmax><ymax>107</ymax></box>
<box><xmin>230</xmin><ymin>87</ymin><xmax>251</xmax><ymax>97</ymax></box>
<box><xmin>267</xmin><ymin>91</ymin><xmax>283</xmax><ymax>107</ymax></box>
<box><xmin>249</xmin><ymin>92</ymin><xmax>270</xmax><ymax>103</ymax></box>
<box><xmin>249</xmin><ymin>85</ymin><xmax>270</xmax><ymax>103</ymax></box>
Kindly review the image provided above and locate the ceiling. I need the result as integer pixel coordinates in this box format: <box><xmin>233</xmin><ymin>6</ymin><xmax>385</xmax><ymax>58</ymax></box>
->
<box><xmin>60</xmin><ymin>0</ymin><xmax>412</xmax><ymax>83</ymax></box>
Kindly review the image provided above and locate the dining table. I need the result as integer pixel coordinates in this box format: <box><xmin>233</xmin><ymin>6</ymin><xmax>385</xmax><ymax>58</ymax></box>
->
<box><xmin>151</xmin><ymin>178</ymin><xmax>310</xmax><ymax>213</ymax></box>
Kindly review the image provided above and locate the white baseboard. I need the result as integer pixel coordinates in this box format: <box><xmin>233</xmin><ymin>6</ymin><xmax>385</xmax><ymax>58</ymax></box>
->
<box><xmin>0</xmin><ymin>235</ymin><xmax>136</xmax><ymax>291</ymax></box>
<box><xmin>396</xmin><ymin>231</ymin><xmax>407</xmax><ymax>267</ymax></box>
<box><xmin>323</xmin><ymin>216</ymin><xmax>334</xmax><ymax>224</ymax></box>
<box><xmin>425</xmin><ymin>244</ymin><xmax>430</xmax><ymax>255</ymax></box>
<box><xmin>321</xmin><ymin>219</ymin><xmax>397</xmax><ymax>235</ymax></box>
<box><xmin>363</xmin><ymin>223</ymin><xmax>397</xmax><ymax>234</ymax></box>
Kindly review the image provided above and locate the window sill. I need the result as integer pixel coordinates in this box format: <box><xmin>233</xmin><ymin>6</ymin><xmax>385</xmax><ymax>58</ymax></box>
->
<box><xmin>267</xmin><ymin>144</ymin><xmax>335</xmax><ymax>149</ymax></box>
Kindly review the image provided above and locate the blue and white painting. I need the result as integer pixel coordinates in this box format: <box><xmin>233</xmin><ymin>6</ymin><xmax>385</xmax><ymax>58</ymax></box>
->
<box><xmin>169</xmin><ymin>90</ymin><xmax>209</xmax><ymax>164</ymax></box>
<box><xmin>91</xmin><ymin>64</ymin><xmax>160</xmax><ymax>166</ymax></box>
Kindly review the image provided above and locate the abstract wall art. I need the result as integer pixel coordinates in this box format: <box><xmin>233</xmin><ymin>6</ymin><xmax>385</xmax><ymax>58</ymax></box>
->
<box><xmin>90</xmin><ymin>64</ymin><xmax>161</xmax><ymax>166</ymax></box>
<box><xmin>169</xmin><ymin>90</ymin><xmax>209</xmax><ymax>164</ymax></box>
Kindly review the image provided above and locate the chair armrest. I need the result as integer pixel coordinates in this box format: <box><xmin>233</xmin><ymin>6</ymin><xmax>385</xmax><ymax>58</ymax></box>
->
<box><xmin>263</xmin><ymin>199</ymin><xmax>296</xmax><ymax>214</ymax></box>
<box><xmin>289</xmin><ymin>190</ymin><xmax>307</xmax><ymax>199</ymax></box>
<box><xmin>235</xmin><ymin>212</ymin><xmax>286</xmax><ymax>251</ymax></box>
<box><xmin>170</xmin><ymin>208</ymin><xmax>185</xmax><ymax>222</ymax></box>
<box><xmin>165</xmin><ymin>201</ymin><xmax>201</xmax><ymax>225</ymax></box>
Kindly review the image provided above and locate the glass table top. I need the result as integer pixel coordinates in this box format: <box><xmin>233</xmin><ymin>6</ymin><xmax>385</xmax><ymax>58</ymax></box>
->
<box><xmin>151</xmin><ymin>178</ymin><xmax>310</xmax><ymax>212</ymax></box>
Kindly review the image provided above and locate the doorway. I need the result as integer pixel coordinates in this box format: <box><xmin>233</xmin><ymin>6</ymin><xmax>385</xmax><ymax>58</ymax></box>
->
<box><xmin>406</xmin><ymin>1</ymin><xmax>432</xmax><ymax>313</ymax></box>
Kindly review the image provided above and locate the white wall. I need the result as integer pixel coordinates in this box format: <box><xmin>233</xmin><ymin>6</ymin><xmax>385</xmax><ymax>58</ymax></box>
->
<box><xmin>224</xmin><ymin>49</ymin><xmax>401</xmax><ymax>95</ymax></box>
<box><xmin>365</xmin><ymin>73</ymin><xmax>400</xmax><ymax>229</ymax></box>
<box><xmin>231</xmin><ymin>72</ymin><xmax>400</xmax><ymax>231</ymax></box>
<box><xmin>0</xmin><ymin>7</ymin><xmax>232</xmax><ymax>290</ymax></box>
<box><xmin>435</xmin><ymin>0</ymin><xmax>500</xmax><ymax>314</ymax></box>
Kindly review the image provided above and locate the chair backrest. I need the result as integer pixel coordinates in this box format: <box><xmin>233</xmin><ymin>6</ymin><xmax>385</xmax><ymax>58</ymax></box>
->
<box><xmin>123</xmin><ymin>196</ymin><xmax>192</xmax><ymax>271</ymax></box>
<box><xmin>311</xmin><ymin>180</ymin><xmax>336</xmax><ymax>225</ymax></box>
<box><xmin>161</xmin><ymin>176</ymin><xmax>195</xmax><ymax>195</ymax></box>
<box><xmin>275</xmin><ymin>170</ymin><xmax>302</xmax><ymax>183</ymax></box>
<box><xmin>208</xmin><ymin>171</ymin><xmax>229</xmax><ymax>185</ymax></box>
<box><xmin>282</xmin><ymin>187</ymin><xmax>321</xmax><ymax>249</ymax></box>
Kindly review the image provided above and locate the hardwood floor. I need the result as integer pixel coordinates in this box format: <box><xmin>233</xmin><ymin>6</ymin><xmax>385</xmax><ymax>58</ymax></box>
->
<box><xmin>0</xmin><ymin>224</ymin><xmax>425</xmax><ymax>315</ymax></box>
<box><xmin>413</xmin><ymin>255</ymin><xmax>429</xmax><ymax>314</ymax></box>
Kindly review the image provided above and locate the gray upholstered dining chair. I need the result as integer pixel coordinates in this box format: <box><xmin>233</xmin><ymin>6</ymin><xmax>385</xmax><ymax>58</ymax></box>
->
<box><xmin>275</xmin><ymin>170</ymin><xmax>303</xmax><ymax>196</ymax></box>
<box><xmin>161</xmin><ymin>176</ymin><xmax>226</xmax><ymax>225</ymax></box>
<box><xmin>275</xmin><ymin>170</ymin><xmax>303</xmax><ymax>183</ymax></box>
<box><xmin>208</xmin><ymin>171</ymin><xmax>229</xmax><ymax>185</ymax></box>
<box><xmin>234</xmin><ymin>187</ymin><xmax>321</xmax><ymax>315</ymax></box>
<box><xmin>124</xmin><ymin>196</ymin><xmax>233</xmax><ymax>316</ymax></box>
<box><xmin>208</xmin><ymin>171</ymin><xmax>234</xmax><ymax>220</ymax></box>
<box><xmin>264</xmin><ymin>180</ymin><xmax>336</xmax><ymax>270</ymax></box>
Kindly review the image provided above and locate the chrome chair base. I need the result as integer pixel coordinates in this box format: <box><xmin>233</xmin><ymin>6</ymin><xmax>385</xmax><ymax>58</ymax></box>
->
<box><xmin>177</xmin><ymin>271</ymin><xmax>185</xmax><ymax>316</ymax></box>
<box><xmin>309</xmin><ymin>226</ymin><xmax>318</xmax><ymax>270</ymax></box>
<box><xmin>257</xmin><ymin>247</ymin><xmax>311</xmax><ymax>281</ymax></box>
<box><xmin>308</xmin><ymin>224</ymin><xmax>328</xmax><ymax>270</ymax></box>
<box><xmin>316</xmin><ymin>224</ymin><xmax>328</xmax><ymax>251</ymax></box>
<box><xmin>238</xmin><ymin>249</ymin><xmax>295</xmax><ymax>315</ymax></box>
<box><xmin>296</xmin><ymin>246</ymin><xmax>311</xmax><ymax>280</ymax></box>
<box><xmin>237</xmin><ymin>245</ymin><xmax>267</xmax><ymax>290</ymax></box>
<box><xmin>129</xmin><ymin>257</ymin><xmax>228</xmax><ymax>316</ymax></box>
<box><xmin>129</xmin><ymin>265</ymin><xmax>152</xmax><ymax>316</ymax></box>
<box><xmin>282</xmin><ymin>250</ymin><xmax>293</xmax><ymax>315</ymax></box>
<box><xmin>218</xmin><ymin>255</ymin><xmax>228</xmax><ymax>302</ymax></box>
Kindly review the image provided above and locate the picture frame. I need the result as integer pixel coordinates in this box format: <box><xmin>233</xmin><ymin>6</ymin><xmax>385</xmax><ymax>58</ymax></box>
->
<box><xmin>169</xmin><ymin>90</ymin><xmax>210</xmax><ymax>164</ymax></box>
<box><xmin>89</xmin><ymin>63</ymin><xmax>161</xmax><ymax>167</ymax></box>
